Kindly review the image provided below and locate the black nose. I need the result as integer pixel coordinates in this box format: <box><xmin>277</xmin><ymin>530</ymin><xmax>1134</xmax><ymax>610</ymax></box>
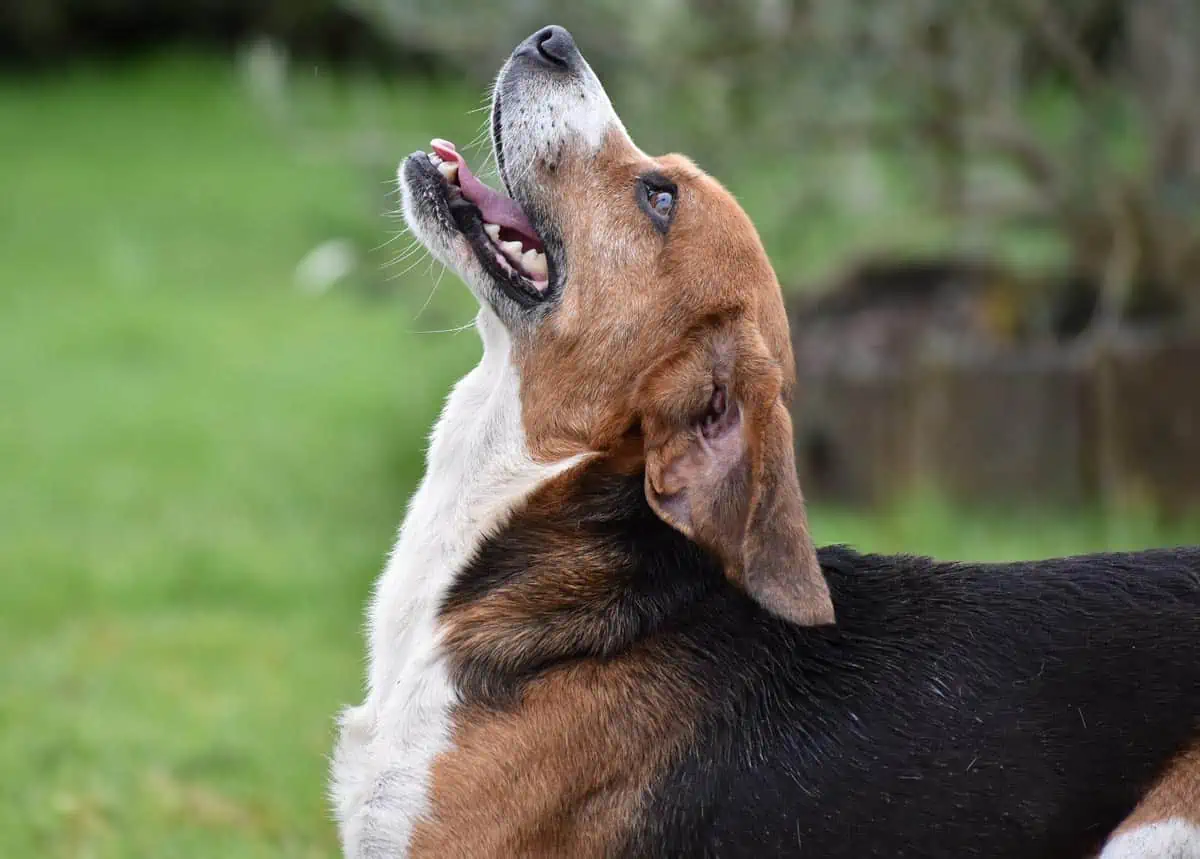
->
<box><xmin>515</xmin><ymin>25</ymin><xmax>579</xmax><ymax>71</ymax></box>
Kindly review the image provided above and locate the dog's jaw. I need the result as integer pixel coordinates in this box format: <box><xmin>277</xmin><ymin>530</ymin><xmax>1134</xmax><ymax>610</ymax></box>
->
<box><xmin>397</xmin><ymin>25</ymin><xmax>638</xmax><ymax>333</ymax></box>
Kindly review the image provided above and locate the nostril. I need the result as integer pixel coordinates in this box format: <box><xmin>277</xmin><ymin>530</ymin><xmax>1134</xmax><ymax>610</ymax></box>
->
<box><xmin>534</xmin><ymin>26</ymin><xmax>574</xmax><ymax>67</ymax></box>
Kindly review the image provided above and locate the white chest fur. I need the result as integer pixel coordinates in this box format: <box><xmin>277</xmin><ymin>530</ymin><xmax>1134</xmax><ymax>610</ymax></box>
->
<box><xmin>1099</xmin><ymin>819</ymin><xmax>1200</xmax><ymax>859</ymax></box>
<box><xmin>331</xmin><ymin>310</ymin><xmax>577</xmax><ymax>858</ymax></box>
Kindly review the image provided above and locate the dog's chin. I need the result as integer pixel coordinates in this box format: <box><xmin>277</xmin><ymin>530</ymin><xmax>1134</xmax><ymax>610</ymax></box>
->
<box><xmin>399</xmin><ymin>151</ymin><xmax>556</xmax><ymax>315</ymax></box>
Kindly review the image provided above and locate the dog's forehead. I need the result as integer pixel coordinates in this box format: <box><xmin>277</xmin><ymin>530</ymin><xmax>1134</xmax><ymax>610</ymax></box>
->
<box><xmin>532</xmin><ymin>145</ymin><xmax>788</xmax><ymax>367</ymax></box>
<box><xmin>576</xmin><ymin>151</ymin><xmax>774</xmax><ymax>297</ymax></box>
<box><xmin>656</xmin><ymin>161</ymin><xmax>787</xmax><ymax>340</ymax></box>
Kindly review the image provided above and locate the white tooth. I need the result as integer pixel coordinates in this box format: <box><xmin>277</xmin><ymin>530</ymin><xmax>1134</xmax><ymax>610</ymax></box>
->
<box><xmin>522</xmin><ymin>249</ymin><xmax>547</xmax><ymax>279</ymax></box>
<box><xmin>428</xmin><ymin>152</ymin><xmax>443</xmax><ymax>166</ymax></box>
<box><xmin>484</xmin><ymin>223</ymin><xmax>501</xmax><ymax>242</ymax></box>
<box><xmin>500</xmin><ymin>240</ymin><xmax>524</xmax><ymax>260</ymax></box>
<box><xmin>436</xmin><ymin>161</ymin><xmax>459</xmax><ymax>182</ymax></box>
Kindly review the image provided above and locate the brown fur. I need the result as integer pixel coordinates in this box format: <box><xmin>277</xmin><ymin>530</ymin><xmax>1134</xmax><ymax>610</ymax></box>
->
<box><xmin>1111</xmin><ymin>741</ymin><xmax>1200</xmax><ymax>835</ymax></box>
<box><xmin>408</xmin><ymin>656</ymin><xmax>700</xmax><ymax>858</ymax></box>
<box><xmin>409</xmin><ymin>465</ymin><xmax>704</xmax><ymax>857</ymax></box>
<box><xmin>411</xmin><ymin>467</ymin><xmax>701</xmax><ymax>856</ymax></box>
<box><xmin>513</xmin><ymin>135</ymin><xmax>790</xmax><ymax>462</ymax></box>
<box><xmin>510</xmin><ymin>129</ymin><xmax>832</xmax><ymax>626</ymax></box>
<box><xmin>408</xmin><ymin>662</ymin><xmax>700</xmax><ymax>858</ymax></box>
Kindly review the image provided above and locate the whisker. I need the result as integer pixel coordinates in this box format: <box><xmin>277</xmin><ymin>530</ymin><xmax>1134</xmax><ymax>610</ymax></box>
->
<box><xmin>464</xmin><ymin>128</ymin><xmax>492</xmax><ymax>154</ymax></box>
<box><xmin>381</xmin><ymin>235</ymin><xmax>424</xmax><ymax>261</ymax></box>
<box><xmin>382</xmin><ymin>241</ymin><xmax>426</xmax><ymax>268</ymax></box>
<box><xmin>373</xmin><ymin>228</ymin><xmax>413</xmax><ymax>253</ymax></box>
<box><xmin>410</xmin><ymin>319</ymin><xmax>477</xmax><ymax>335</ymax></box>
<box><xmin>480</xmin><ymin>150</ymin><xmax>500</xmax><ymax>182</ymax></box>
<box><xmin>386</xmin><ymin>248</ymin><xmax>433</xmax><ymax>281</ymax></box>
<box><xmin>504</xmin><ymin>157</ymin><xmax>537</xmax><ymax>189</ymax></box>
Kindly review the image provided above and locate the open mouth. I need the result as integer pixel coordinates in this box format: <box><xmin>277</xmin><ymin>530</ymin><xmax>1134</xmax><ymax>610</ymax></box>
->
<box><xmin>418</xmin><ymin>138</ymin><xmax>551</xmax><ymax>303</ymax></box>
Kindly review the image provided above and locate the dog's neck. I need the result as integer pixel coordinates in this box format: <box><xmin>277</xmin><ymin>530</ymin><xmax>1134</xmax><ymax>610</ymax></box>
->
<box><xmin>335</xmin><ymin>310</ymin><xmax>586</xmax><ymax>852</ymax></box>
<box><xmin>436</xmin><ymin>459</ymin><xmax>728</xmax><ymax>706</ymax></box>
<box><xmin>366</xmin><ymin>308</ymin><xmax>580</xmax><ymax>697</ymax></box>
<box><xmin>368</xmin><ymin>306</ymin><xmax>725</xmax><ymax>708</ymax></box>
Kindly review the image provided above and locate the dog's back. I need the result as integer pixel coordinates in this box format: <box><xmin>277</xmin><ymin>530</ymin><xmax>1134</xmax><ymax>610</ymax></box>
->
<box><xmin>627</xmin><ymin>546</ymin><xmax>1200</xmax><ymax>858</ymax></box>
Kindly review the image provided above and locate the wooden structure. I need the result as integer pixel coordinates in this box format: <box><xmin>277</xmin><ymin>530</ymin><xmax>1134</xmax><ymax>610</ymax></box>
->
<box><xmin>788</xmin><ymin>265</ymin><xmax>1200</xmax><ymax>514</ymax></box>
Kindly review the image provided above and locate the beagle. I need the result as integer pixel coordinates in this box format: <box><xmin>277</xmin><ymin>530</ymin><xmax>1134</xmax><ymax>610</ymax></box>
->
<box><xmin>331</xmin><ymin>25</ymin><xmax>1200</xmax><ymax>859</ymax></box>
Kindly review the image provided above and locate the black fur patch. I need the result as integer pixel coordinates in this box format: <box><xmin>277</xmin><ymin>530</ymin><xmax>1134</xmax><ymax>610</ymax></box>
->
<box><xmin>444</xmin><ymin>464</ymin><xmax>1200</xmax><ymax>857</ymax></box>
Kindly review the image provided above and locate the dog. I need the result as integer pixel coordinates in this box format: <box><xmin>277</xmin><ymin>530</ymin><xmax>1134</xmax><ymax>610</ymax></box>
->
<box><xmin>331</xmin><ymin>25</ymin><xmax>1200</xmax><ymax>858</ymax></box>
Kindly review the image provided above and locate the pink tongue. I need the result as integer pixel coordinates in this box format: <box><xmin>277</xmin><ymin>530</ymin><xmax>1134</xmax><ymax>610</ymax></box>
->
<box><xmin>431</xmin><ymin>139</ymin><xmax>541</xmax><ymax>249</ymax></box>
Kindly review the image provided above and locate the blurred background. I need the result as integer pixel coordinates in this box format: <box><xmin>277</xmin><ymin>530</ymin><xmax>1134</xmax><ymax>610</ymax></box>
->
<box><xmin>2</xmin><ymin>0</ymin><xmax>1198</xmax><ymax>855</ymax></box>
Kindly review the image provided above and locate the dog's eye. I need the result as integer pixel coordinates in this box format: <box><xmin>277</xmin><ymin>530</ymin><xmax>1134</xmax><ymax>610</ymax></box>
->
<box><xmin>637</xmin><ymin>173</ymin><xmax>677</xmax><ymax>233</ymax></box>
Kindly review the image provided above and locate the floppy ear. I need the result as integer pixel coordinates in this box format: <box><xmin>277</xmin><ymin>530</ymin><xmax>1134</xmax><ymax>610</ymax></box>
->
<box><xmin>642</xmin><ymin>343</ymin><xmax>835</xmax><ymax>626</ymax></box>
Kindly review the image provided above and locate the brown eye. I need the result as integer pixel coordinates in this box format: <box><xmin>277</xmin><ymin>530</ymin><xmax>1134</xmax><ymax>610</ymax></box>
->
<box><xmin>650</xmin><ymin>190</ymin><xmax>673</xmax><ymax>217</ymax></box>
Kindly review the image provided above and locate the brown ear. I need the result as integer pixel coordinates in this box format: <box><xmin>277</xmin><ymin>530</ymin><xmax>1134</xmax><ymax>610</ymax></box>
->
<box><xmin>643</xmin><ymin>348</ymin><xmax>834</xmax><ymax>626</ymax></box>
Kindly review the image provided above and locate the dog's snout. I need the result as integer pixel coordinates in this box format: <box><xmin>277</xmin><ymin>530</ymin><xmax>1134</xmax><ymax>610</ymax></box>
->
<box><xmin>516</xmin><ymin>25</ymin><xmax>579</xmax><ymax>71</ymax></box>
<box><xmin>494</xmin><ymin>22</ymin><xmax>632</xmax><ymax>230</ymax></box>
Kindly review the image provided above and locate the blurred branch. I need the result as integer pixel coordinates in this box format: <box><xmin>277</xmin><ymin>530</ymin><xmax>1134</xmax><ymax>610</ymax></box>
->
<box><xmin>1010</xmin><ymin>0</ymin><xmax>1105</xmax><ymax>98</ymax></box>
<box><xmin>1090</xmin><ymin>186</ymin><xmax>1140</xmax><ymax>341</ymax></box>
<box><xmin>967</xmin><ymin>115</ymin><xmax>1062</xmax><ymax>199</ymax></box>
<box><xmin>1130</xmin><ymin>0</ymin><xmax>1200</xmax><ymax>183</ymax></box>
<box><xmin>959</xmin><ymin>192</ymin><xmax>1056</xmax><ymax>226</ymax></box>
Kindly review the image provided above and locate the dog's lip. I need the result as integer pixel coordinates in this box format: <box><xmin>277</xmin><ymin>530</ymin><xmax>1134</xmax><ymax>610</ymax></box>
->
<box><xmin>429</xmin><ymin>139</ymin><xmax>543</xmax><ymax>254</ymax></box>
<box><xmin>405</xmin><ymin>151</ymin><xmax>551</xmax><ymax>307</ymax></box>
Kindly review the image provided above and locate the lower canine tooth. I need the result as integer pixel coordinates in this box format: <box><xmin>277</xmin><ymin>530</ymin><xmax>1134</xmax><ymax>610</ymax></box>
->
<box><xmin>437</xmin><ymin>162</ymin><xmax>459</xmax><ymax>182</ymax></box>
<box><xmin>484</xmin><ymin>223</ymin><xmax>501</xmax><ymax>242</ymax></box>
<box><xmin>522</xmin><ymin>249</ymin><xmax>548</xmax><ymax>279</ymax></box>
<box><xmin>500</xmin><ymin>240</ymin><xmax>524</xmax><ymax>260</ymax></box>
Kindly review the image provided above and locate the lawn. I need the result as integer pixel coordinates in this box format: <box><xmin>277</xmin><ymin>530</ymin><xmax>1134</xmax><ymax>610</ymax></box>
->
<box><xmin>1</xmin><ymin>56</ymin><xmax>1196</xmax><ymax>858</ymax></box>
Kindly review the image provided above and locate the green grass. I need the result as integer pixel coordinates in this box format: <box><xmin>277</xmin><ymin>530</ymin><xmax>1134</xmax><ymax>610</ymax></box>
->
<box><xmin>0</xmin><ymin>55</ymin><xmax>484</xmax><ymax>858</ymax></box>
<box><xmin>0</xmin><ymin>56</ymin><xmax>1196</xmax><ymax>858</ymax></box>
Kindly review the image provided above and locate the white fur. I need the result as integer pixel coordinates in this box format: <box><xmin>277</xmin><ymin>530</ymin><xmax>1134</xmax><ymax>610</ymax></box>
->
<box><xmin>549</xmin><ymin>47</ymin><xmax>631</xmax><ymax>155</ymax></box>
<box><xmin>331</xmin><ymin>309</ymin><xmax>581</xmax><ymax>858</ymax></box>
<box><xmin>332</xmin><ymin>30</ymin><xmax>613</xmax><ymax>857</ymax></box>
<box><xmin>1099</xmin><ymin>819</ymin><xmax>1200</xmax><ymax>858</ymax></box>
<box><xmin>493</xmin><ymin>42</ymin><xmax>641</xmax><ymax>193</ymax></box>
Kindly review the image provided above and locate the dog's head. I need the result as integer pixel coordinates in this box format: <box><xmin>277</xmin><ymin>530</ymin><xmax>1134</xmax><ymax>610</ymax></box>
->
<box><xmin>401</xmin><ymin>26</ymin><xmax>833</xmax><ymax>626</ymax></box>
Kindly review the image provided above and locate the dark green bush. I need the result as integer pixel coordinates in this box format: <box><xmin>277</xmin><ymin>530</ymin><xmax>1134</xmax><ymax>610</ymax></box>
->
<box><xmin>0</xmin><ymin>0</ymin><xmax>412</xmax><ymax>68</ymax></box>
